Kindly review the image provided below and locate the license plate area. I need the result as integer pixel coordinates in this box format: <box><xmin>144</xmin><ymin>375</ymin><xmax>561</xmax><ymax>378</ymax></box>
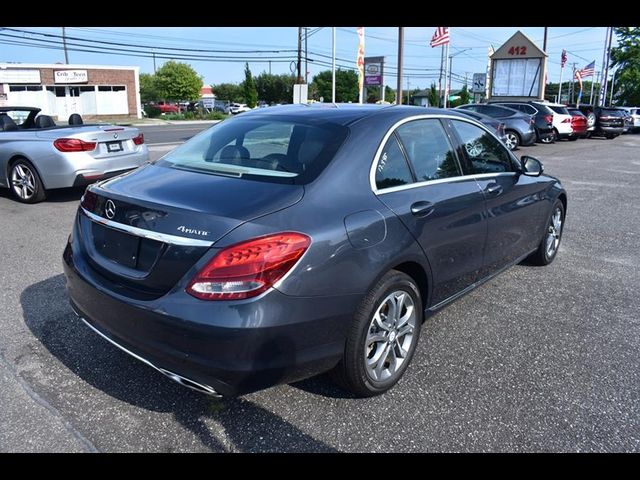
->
<box><xmin>93</xmin><ymin>224</ymin><xmax>139</xmax><ymax>268</ymax></box>
<box><xmin>106</xmin><ymin>141</ymin><xmax>123</xmax><ymax>152</ymax></box>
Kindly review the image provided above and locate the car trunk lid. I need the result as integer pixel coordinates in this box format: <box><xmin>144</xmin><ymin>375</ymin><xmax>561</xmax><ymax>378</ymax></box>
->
<box><xmin>77</xmin><ymin>163</ymin><xmax>304</xmax><ymax>298</ymax></box>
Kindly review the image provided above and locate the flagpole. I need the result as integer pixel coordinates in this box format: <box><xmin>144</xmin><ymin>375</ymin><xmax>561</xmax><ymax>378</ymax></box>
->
<box><xmin>438</xmin><ymin>44</ymin><xmax>444</xmax><ymax>107</ymax></box>
<box><xmin>558</xmin><ymin>63</ymin><xmax>564</xmax><ymax>104</ymax></box>
<box><xmin>443</xmin><ymin>42</ymin><xmax>449</xmax><ymax>108</ymax></box>
<box><xmin>589</xmin><ymin>71</ymin><xmax>596</xmax><ymax>105</ymax></box>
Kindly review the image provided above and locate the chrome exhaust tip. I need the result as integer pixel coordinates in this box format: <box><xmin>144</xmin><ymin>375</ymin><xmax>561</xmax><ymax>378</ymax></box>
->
<box><xmin>74</xmin><ymin>311</ymin><xmax>221</xmax><ymax>397</ymax></box>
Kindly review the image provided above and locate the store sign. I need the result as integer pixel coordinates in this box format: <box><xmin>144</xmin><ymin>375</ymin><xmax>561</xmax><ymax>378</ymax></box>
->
<box><xmin>54</xmin><ymin>70</ymin><xmax>88</xmax><ymax>84</ymax></box>
<box><xmin>0</xmin><ymin>69</ymin><xmax>41</xmax><ymax>84</ymax></box>
<box><xmin>364</xmin><ymin>56</ymin><xmax>384</xmax><ymax>86</ymax></box>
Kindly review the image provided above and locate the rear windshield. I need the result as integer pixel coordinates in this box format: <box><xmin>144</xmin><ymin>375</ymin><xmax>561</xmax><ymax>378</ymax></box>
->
<box><xmin>158</xmin><ymin>116</ymin><xmax>349</xmax><ymax>184</ymax></box>
<box><xmin>567</xmin><ymin>109</ymin><xmax>584</xmax><ymax>116</ymax></box>
<box><xmin>530</xmin><ymin>103</ymin><xmax>554</xmax><ymax>115</ymax></box>
<box><xmin>549</xmin><ymin>106</ymin><xmax>570</xmax><ymax>115</ymax></box>
<box><xmin>600</xmin><ymin>109</ymin><xmax>624</xmax><ymax>117</ymax></box>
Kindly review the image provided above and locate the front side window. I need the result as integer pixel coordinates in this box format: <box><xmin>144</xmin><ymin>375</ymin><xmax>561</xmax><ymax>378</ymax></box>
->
<box><xmin>159</xmin><ymin>116</ymin><xmax>349</xmax><ymax>184</ymax></box>
<box><xmin>375</xmin><ymin>134</ymin><xmax>413</xmax><ymax>190</ymax></box>
<box><xmin>395</xmin><ymin>119</ymin><xmax>462</xmax><ymax>181</ymax></box>
<box><xmin>450</xmin><ymin>120</ymin><xmax>515</xmax><ymax>174</ymax></box>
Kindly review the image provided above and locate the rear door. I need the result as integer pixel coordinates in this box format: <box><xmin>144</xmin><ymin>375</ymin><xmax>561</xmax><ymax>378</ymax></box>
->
<box><xmin>373</xmin><ymin>117</ymin><xmax>487</xmax><ymax>305</ymax></box>
<box><xmin>447</xmin><ymin>119</ymin><xmax>546</xmax><ymax>277</ymax></box>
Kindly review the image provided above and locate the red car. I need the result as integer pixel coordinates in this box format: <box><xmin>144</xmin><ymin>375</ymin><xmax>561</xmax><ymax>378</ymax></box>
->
<box><xmin>153</xmin><ymin>101</ymin><xmax>179</xmax><ymax>114</ymax></box>
<box><xmin>567</xmin><ymin>108</ymin><xmax>589</xmax><ymax>139</ymax></box>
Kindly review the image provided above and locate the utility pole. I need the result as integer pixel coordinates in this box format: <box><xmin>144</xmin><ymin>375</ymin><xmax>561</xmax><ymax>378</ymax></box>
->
<box><xmin>304</xmin><ymin>27</ymin><xmax>309</xmax><ymax>83</ymax></box>
<box><xmin>609</xmin><ymin>68</ymin><xmax>617</xmax><ymax>106</ymax></box>
<box><xmin>589</xmin><ymin>71</ymin><xmax>596</xmax><ymax>105</ymax></box>
<box><xmin>601</xmin><ymin>27</ymin><xmax>614</xmax><ymax>106</ymax></box>
<box><xmin>406</xmin><ymin>78</ymin><xmax>410</xmax><ymax>105</ymax></box>
<box><xmin>332</xmin><ymin>27</ymin><xmax>336</xmax><ymax>103</ymax></box>
<box><xmin>152</xmin><ymin>52</ymin><xmax>157</xmax><ymax>73</ymax></box>
<box><xmin>397</xmin><ymin>27</ymin><xmax>404</xmax><ymax>105</ymax></box>
<box><xmin>570</xmin><ymin>63</ymin><xmax>576</xmax><ymax>104</ymax></box>
<box><xmin>543</xmin><ymin>27</ymin><xmax>548</xmax><ymax>52</ymax></box>
<box><xmin>62</xmin><ymin>27</ymin><xmax>69</xmax><ymax>64</ymax></box>
<box><xmin>269</xmin><ymin>60</ymin><xmax>272</xmax><ymax>75</ymax></box>
<box><xmin>297</xmin><ymin>27</ymin><xmax>302</xmax><ymax>83</ymax></box>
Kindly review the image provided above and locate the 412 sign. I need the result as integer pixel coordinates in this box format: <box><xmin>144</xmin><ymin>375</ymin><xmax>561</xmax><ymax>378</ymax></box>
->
<box><xmin>507</xmin><ymin>46</ymin><xmax>528</xmax><ymax>56</ymax></box>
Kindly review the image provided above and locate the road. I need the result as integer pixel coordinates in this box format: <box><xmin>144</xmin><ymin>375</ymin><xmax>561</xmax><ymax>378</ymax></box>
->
<box><xmin>1</xmin><ymin>125</ymin><xmax>638</xmax><ymax>452</ymax></box>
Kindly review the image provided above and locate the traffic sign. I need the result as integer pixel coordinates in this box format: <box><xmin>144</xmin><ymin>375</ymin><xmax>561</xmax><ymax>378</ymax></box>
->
<box><xmin>472</xmin><ymin>73</ymin><xmax>486</xmax><ymax>93</ymax></box>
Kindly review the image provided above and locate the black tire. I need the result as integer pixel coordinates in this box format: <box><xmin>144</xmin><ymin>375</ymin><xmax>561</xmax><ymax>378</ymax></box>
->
<box><xmin>8</xmin><ymin>158</ymin><xmax>46</xmax><ymax>204</ymax></box>
<box><xmin>528</xmin><ymin>199</ymin><xmax>565</xmax><ymax>266</ymax></box>
<box><xmin>331</xmin><ymin>270</ymin><xmax>423</xmax><ymax>397</ymax></box>
<box><xmin>504</xmin><ymin>130</ymin><xmax>520</xmax><ymax>150</ymax></box>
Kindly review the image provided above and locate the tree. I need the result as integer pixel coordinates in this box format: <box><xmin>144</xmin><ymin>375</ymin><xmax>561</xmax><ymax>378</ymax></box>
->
<box><xmin>255</xmin><ymin>73</ymin><xmax>294</xmax><ymax>104</ymax></box>
<box><xmin>365</xmin><ymin>85</ymin><xmax>396</xmax><ymax>104</ymax></box>
<box><xmin>212</xmin><ymin>83</ymin><xmax>243</xmax><ymax>102</ymax></box>
<box><xmin>610</xmin><ymin>27</ymin><xmax>640</xmax><ymax>106</ymax></box>
<box><xmin>427</xmin><ymin>83</ymin><xmax>439</xmax><ymax>107</ymax></box>
<box><xmin>311</xmin><ymin>69</ymin><xmax>359</xmax><ymax>103</ymax></box>
<box><xmin>241</xmin><ymin>63</ymin><xmax>258</xmax><ymax>108</ymax></box>
<box><xmin>154</xmin><ymin>61</ymin><xmax>202</xmax><ymax>102</ymax></box>
<box><xmin>139</xmin><ymin>73</ymin><xmax>160</xmax><ymax>103</ymax></box>
<box><xmin>459</xmin><ymin>84</ymin><xmax>471</xmax><ymax>105</ymax></box>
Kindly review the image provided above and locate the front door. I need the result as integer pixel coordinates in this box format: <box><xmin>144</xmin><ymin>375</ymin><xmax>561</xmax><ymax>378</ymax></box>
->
<box><xmin>373</xmin><ymin>118</ymin><xmax>488</xmax><ymax>306</ymax></box>
<box><xmin>447</xmin><ymin>119</ymin><xmax>545</xmax><ymax>276</ymax></box>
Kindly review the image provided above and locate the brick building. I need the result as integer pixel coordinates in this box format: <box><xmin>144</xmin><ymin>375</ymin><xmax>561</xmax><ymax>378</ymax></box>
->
<box><xmin>0</xmin><ymin>63</ymin><xmax>142</xmax><ymax>120</ymax></box>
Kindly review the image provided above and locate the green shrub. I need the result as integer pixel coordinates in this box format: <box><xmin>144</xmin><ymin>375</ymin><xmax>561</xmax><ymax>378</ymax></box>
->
<box><xmin>145</xmin><ymin>105</ymin><xmax>162</xmax><ymax>118</ymax></box>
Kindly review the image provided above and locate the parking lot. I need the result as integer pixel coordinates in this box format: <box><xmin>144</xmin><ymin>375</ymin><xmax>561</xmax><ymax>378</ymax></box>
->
<box><xmin>1</xmin><ymin>128</ymin><xmax>638</xmax><ymax>452</ymax></box>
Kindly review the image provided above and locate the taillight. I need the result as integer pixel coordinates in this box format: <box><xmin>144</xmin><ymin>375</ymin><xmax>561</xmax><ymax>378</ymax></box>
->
<box><xmin>80</xmin><ymin>189</ymin><xmax>97</xmax><ymax>211</ymax></box>
<box><xmin>54</xmin><ymin>138</ymin><xmax>96</xmax><ymax>152</ymax></box>
<box><xmin>561</xmin><ymin>118</ymin><xmax>571</xmax><ymax>123</ymax></box>
<box><xmin>544</xmin><ymin>115</ymin><xmax>553</xmax><ymax>124</ymax></box>
<box><xmin>132</xmin><ymin>133</ymin><xmax>144</xmax><ymax>145</ymax></box>
<box><xmin>186</xmin><ymin>232</ymin><xmax>311</xmax><ymax>300</ymax></box>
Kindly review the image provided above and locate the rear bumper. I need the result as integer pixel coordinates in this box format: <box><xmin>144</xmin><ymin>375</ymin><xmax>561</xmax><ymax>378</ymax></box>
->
<box><xmin>63</xmin><ymin>239</ymin><xmax>358</xmax><ymax>396</ymax></box>
<box><xmin>521</xmin><ymin>130</ymin><xmax>537</xmax><ymax>146</ymax></box>
<box><xmin>42</xmin><ymin>146</ymin><xmax>149</xmax><ymax>189</ymax></box>
<box><xmin>595</xmin><ymin>126</ymin><xmax>624</xmax><ymax>136</ymax></box>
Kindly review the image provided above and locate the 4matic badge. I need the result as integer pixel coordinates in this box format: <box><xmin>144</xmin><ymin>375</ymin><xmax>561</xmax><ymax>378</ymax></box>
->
<box><xmin>177</xmin><ymin>225</ymin><xmax>210</xmax><ymax>237</ymax></box>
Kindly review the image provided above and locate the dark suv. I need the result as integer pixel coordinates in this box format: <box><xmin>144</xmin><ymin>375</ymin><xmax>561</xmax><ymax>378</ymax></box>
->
<box><xmin>488</xmin><ymin>101</ymin><xmax>556</xmax><ymax>144</ymax></box>
<box><xmin>572</xmin><ymin>105</ymin><xmax>625</xmax><ymax>139</ymax></box>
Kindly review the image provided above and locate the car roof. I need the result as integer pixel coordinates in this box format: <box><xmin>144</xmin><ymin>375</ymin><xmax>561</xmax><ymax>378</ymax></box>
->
<box><xmin>239</xmin><ymin>103</ymin><xmax>454</xmax><ymax>126</ymax></box>
<box><xmin>0</xmin><ymin>106</ymin><xmax>41</xmax><ymax>112</ymax></box>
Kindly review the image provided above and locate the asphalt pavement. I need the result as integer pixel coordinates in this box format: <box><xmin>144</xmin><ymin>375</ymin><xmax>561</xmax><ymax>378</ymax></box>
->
<box><xmin>0</xmin><ymin>126</ymin><xmax>638</xmax><ymax>452</ymax></box>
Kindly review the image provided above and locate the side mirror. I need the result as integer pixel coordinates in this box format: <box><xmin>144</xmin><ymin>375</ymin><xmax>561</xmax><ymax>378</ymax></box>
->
<box><xmin>521</xmin><ymin>156</ymin><xmax>544</xmax><ymax>177</ymax></box>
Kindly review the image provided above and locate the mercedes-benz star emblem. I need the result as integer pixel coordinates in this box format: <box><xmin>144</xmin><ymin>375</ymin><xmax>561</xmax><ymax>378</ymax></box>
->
<box><xmin>105</xmin><ymin>199</ymin><xmax>116</xmax><ymax>219</ymax></box>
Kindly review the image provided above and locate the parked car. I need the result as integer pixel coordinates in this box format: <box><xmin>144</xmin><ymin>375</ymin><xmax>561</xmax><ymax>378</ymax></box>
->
<box><xmin>581</xmin><ymin>106</ymin><xmax>626</xmax><ymax>139</ymax></box>
<box><xmin>565</xmin><ymin>108</ymin><xmax>589</xmax><ymax>139</ymax></box>
<box><xmin>619</xmin><ymin>107</ymin><xmax>640</xmax><ymax>133</ymax></box>
<box><xmin>543</xmin><ymin>103</ymin><xmax>577</xmax><ymax>141</ymax></box>
<box><xmin>229</xmin><ymin>103</ymin><xmax>252</xmax><ymax>115</ymax></box>
<box><xmin>63</xmin><ymin>104</ymin><xmax>567</xmax><ymax>397</ymax></box>
<box><xmin>487</xmin><ymin>100</ymin><xmax>555</xmax><ymax>144</ymax></box>
<box><xmin>617</xmin><ymin>108</ymin><xmax>633</xmax><ymax>134</ymax></box>
<box><xmin>568</xmin><ymin>104</ymin><xmax>596</xmax><ymax>137</ymax></box>
<box><xmin>152</xmin><ymin>101</ymin><xmax>179</xmax><ymax>114</ymax></box>
<box><xmin>455</xmin><ymin>103</ymin><xmax>536</xmax><ymax>150</ymax></box>
<box><xmin>453</xmin><ymin>109</ymin><xmax>507</xmax><ymax>146</ymax></box>
<box><xmin>0</xmin><ymin>107</ymin><xmax>148</xmax><ymax>203</ymax></box>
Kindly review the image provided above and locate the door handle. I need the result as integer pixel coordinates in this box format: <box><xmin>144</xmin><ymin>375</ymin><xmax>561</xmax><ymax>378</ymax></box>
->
<box><xmin>410</xmin><ymin>201</ymin><xmax>434</xmax><ymax>218</ymax></box>
<box><xmin>484</xmin><ymin>183</ymin><xmax>503</xmax><ymax>197</ymax></box>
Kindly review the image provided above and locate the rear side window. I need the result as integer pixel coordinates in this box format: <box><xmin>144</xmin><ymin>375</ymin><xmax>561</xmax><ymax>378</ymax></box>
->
<box><xmin>375</xmin><ymin>135</ymin><xmax>413</xmax><ymax>190</ymax></box>
<box><xmin>549</xmin><ymin>106</ymin><xmax>570</xmax><ymax>115</ymax></box>
<box><xmin>477</xmin><ymin>105</ymin><xmax>517</xmax><ymax>117</ymax></box>
<box><xmin>395</xmin><ymin>119</ymin><xmax>462</xmax><ymax>181</ymax></box>
<box><xmin>450</xmin><ymin>120</ymin><xmax>515</xmax><ymax>174</ymax></box>
<box><xmin>159</xmin><ymin>116</ymin><xmax>349</xmax><ymax>184</ymax></box>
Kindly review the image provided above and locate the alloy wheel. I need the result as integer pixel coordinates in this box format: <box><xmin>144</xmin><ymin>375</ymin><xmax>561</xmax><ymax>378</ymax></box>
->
<box><xmin>545</xmin><ymin>207</ymin><xmax>563</xmax><ymax>257</ymax></box>
<box><xmin>505</xmin><ymin>132</ymin><xmax>518</xmax><ymax>150</ymax></box>
<box><xmin>364</xmin><ymin>290</ymin><xmax>417</xmax><ymax>382</ymax></box>
<box><xmin>11</xmin><ymin>164</ymin><xmax>37</xmax><ymax>201</ymax></box>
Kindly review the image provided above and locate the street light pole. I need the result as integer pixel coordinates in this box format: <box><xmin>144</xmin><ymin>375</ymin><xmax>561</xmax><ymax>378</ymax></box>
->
<box><xmin>447</xmin><ymin>49</ymin><xmax>471</xmax><ymax>106</ymax></box>
<box><xmin>332</xmin><ymin>27</ymin><xmax>336</xmax><ymax>103</ymax></box>
<box><xmin>397</xmin><ymin>27</ymin><xmax>404</xmax><ymax>105</ymax></box>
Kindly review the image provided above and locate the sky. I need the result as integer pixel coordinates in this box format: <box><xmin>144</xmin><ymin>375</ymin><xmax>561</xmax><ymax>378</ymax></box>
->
<box><xmin>0</xmin><ymin>26</ymin><xmax>616</xmax><ymax>92</ymax></box>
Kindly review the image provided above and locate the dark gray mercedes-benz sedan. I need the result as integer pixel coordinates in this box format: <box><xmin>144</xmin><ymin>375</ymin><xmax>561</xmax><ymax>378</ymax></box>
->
<box><xmin>63</xmin><ymin>104</ymin><xmax>567</xmax><ymax>397</ymax></box>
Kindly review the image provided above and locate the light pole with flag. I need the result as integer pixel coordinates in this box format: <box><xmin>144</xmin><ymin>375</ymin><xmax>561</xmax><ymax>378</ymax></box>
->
<box><xmin>558</xmin><ymin>49</ymin><xmax>567</xmax><ymax>103</ymax></box>
<box><xmin>356</xmin><ymin>27</ymin><xmax>365</xmax><ymax>104</ymax></box>
<box><xmin>575</xmin><ymin>61</ymin><xmax>595</xmax><ymax>107</ymax></box>
<box><xmin>430</xmin><ymin>27</ymin><xmax>450</xmax><ymax>107</ymax></box>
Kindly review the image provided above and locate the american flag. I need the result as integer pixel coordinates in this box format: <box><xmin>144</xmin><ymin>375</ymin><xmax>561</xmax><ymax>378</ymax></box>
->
<box><xmin>561</xmin><ymin>49</ymin><xmax>567</xmax><ymax>68</ymax></box>
<box><xmin>430</xmin><ymin>27</ymin><xmax>449</xmax><ymax>47</ymax></box>
<box><xmin>575</xmin><ymin>61</ymin><xmax>595</xmax><ymax>79</ymax></box>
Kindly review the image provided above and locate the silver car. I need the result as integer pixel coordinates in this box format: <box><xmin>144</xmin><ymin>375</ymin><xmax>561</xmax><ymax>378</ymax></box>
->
<box><xmin>0</xmin><ymin>106</ymin><xmax>149</xmax><ymax>203</ymax></box>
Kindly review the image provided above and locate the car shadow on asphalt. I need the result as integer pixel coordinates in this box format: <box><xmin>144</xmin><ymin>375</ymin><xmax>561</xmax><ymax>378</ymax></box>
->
<box><xmin>0</xmin><ymin>187</ymin><xmax>84</xmax><ymax>203</ymax></box>
<box><xmin>20</xmin><ymin>274</ymin><xmax>337</xmax><ymax>452</ymax></box>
